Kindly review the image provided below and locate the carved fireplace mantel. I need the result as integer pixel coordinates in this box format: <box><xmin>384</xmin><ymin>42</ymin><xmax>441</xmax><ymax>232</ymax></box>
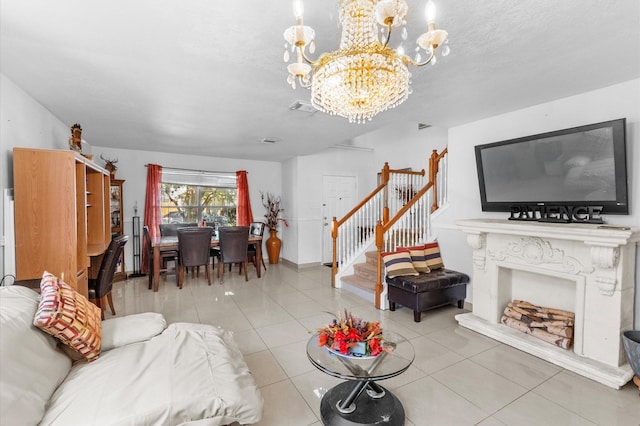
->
<box><xmin>456</xmin><ymin>219</ymin><xmax>639</xmax><ymax>389</ymax></box>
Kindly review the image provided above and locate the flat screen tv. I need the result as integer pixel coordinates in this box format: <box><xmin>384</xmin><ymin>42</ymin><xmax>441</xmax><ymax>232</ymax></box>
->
<box><xmin>475</xmin><ymin>118</ymin><xmax>628</xmax><ymax>214</ymax></box>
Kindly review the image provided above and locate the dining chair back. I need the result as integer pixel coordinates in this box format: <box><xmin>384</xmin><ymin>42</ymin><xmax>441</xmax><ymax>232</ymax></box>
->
<box><xmin>247</xmin><ymin>222</ymin><xmax>266</xmax><ymax>272</ymax></box>
<box><xmin>144</xmin><ymin>225</ymin><xmax>179</xmax><ymax>290</ymax></box>
<box><xmin>217</xmin><ymin>226</ymin><xmax>250</xmax><ymax>283</ymax></box>
<box><xmin>88</xmin><ymin>234</ymin><xmax>128</xmax><ymax>319</ymax></box>
<box><xmin>160</xmin><ymin>222</ymin><xmax>198</xmax><ymax>236</ymax></box>
<box><xmin>177</xmin><ymin>226</ymin><xmax>213</xmax><ymax>288</ymax></box>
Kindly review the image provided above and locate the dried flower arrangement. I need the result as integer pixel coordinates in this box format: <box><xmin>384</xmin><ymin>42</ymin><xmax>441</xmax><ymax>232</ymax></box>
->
<box><xmin>317</xmin><ymin>310</ymin><xmax>384</xmax><ymax>357</ymax></box>
<box><xmin>260</xmin><ymin>191</ymin><xmax>288</xmax><ymax>231</ymax></box>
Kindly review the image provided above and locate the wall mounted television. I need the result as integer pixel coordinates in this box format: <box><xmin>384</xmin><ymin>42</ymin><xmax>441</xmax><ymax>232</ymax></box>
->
<box><xmin>475</xmin><ymin>118</ymin><xmax>628</xmax><ymax>214</ymax></box>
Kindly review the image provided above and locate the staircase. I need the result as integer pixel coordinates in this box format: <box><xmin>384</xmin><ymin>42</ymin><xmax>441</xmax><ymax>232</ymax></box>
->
<box><xmin>331</xmin><ymin>149</ymin><xmax>449</xmax><ymax>309</ymax></box>
<box><xmin>341</xmin><ymin>251</ymin><xmax>377</xmax><ymax>300</ymax></box>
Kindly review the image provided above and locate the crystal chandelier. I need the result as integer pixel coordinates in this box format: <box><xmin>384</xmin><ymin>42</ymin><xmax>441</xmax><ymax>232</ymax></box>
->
<box><xmin>283</xmin><ymin>0</ymin><xmax>449</xmax><ymax>123</ymax></box>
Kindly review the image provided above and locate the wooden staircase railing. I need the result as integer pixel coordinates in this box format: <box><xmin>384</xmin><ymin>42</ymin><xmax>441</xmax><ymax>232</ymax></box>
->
<box><xmin>429</xmin><ymin>148</ymin><xmax>448</xmax><ymax>212</ymax></box>
<box><xmin>374</xmin><ymin>181</ymin><xmax>434</xmax><ymax>307</ymax></box>
<box><xmin>331</xmin><ymin>149</ymin><xmax>449</xmax><ymax>305</ymax></box>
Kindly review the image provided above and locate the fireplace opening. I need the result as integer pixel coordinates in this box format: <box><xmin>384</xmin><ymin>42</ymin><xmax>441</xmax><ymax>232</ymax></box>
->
<box><xmin>495</xmin><ymin>265</ymin><xmax>584</xmax><ymax>355</ymax></box>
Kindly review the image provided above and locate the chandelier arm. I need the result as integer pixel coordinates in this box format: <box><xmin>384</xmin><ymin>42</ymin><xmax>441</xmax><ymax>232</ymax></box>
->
<box><xmin>406</xmin><ymin>47</ymin><xmax>436</xmax><ymax>67</ymax></box>
<box><xmin>297</xmin><ymin>45</ymin><xmax>318</xmax><ymax>66</ymax></box>
<box><xmin>381</xmin><ymin>23</ymin><xmax>393</xmax><ymax>49</ymax></box>
<box><xmin>297</xmin><ymin>75</ymin><xmax>312</xmax><ymax>88</ymax></box>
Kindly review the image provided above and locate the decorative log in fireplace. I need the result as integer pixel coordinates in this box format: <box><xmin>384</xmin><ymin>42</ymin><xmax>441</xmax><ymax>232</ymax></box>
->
<box><xmin>501</xmin><ymin>300</ymin><xmax>575</xmax><ymax>349</ymax></box>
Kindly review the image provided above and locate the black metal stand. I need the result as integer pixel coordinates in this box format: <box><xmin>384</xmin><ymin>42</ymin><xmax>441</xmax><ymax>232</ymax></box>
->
<box><xmin>320</xmin><ymin>381</ymin><xmax>404</xmax><ymax>426</ymax></box>
<box><xmin>129</xmin><ymin>216</ymin><xmax>145</xmax><ymax>277</ymax></box>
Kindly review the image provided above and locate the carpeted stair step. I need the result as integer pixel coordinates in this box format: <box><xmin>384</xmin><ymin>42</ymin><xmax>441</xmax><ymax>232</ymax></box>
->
<box><xmin>353</xmin><ymin>261</ymin><xmax>377</xmax><ymax>281</ymax></box>
<box><xmin>365</xmin><ymin>251</ymin><xmax>378</xmax><ymax>266</ymax></box>
<box><xmin>341</xmin><ymin>274</ymin><xmax>376</xmax><ymax>293</ymax></box>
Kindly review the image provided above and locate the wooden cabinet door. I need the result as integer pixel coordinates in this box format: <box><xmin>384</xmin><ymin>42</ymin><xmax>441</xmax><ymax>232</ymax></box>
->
<box><xmin>13</xmin><ymin>149</ymin><xmax>79</xmax><ymax>288</ymax></box>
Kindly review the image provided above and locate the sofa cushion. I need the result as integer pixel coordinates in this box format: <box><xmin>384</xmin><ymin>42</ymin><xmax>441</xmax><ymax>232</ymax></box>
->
<box><xmin>398</xmin><ymin>245</ymin><xmax>431</xmax><ymax>273</ymax></box>
<box><xmin>40</xmin><ymin>323</ymin><xmax>263</xmax><ymax>426</ymax></box>
<box><xmin>382</xmin><ymin>250</ymin><xmax>419</xmax><ymax>278</ymax></box>
<box><xmin>33</xmin><ymin>272</ymin><xmax>102</xmax><ymax>362</ymax></box>
<box><xmin>101</xmin><ymin>312</ymin><xmax>167</xmax><ymax>352</ymax></box>
<box><xmin>0</xmin><ymin>286</ymin><xmax>72</xmax><ymax>426</ymax></box>
<box><xmin>424</xmin><ymin>241</ymin><xmax>445</xmax><ymax>270</ymax></box>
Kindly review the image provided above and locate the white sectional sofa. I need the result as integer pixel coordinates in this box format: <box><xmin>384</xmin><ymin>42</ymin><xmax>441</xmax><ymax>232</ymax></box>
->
<box><xmin>0</xmin><ymin>285</ymin><xmax>263</xmax><ymax>425</ymax></box>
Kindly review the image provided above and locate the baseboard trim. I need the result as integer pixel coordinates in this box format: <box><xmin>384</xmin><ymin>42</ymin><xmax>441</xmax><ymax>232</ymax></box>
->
<box><xmin>279</xmin><ymin>259</ymin><xmax>320</xmax><ymax>270</ymax></box>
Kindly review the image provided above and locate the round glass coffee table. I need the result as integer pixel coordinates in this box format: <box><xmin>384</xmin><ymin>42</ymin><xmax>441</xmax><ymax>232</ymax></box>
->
<box><xmin>306</xmin><ymin>331</ymin><xmax>414</xmax><ymax>425</ymax></box>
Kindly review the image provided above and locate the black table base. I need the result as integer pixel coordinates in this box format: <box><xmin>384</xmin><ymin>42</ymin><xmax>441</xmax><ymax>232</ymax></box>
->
<box><xmin>320</xmin><ymin>381</ymin><xmax>404</xmax><ymax>425</ymax></box>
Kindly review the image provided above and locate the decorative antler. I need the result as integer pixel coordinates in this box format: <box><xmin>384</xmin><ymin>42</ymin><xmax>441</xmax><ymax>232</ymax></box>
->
<box><xmin>100</xmin><ymin>154</ymin><xmax>119</xmax><ymax>164</ymax></box>
<box><xmin>100</xmin><ymin>154</ymin><xmax>119</xmax><ymax>175</ymax></box>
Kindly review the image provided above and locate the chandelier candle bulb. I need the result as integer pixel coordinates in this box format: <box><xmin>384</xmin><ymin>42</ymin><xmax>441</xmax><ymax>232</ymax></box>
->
<box><xmin>425</xmin><ymin>0</ymin><xmax>437</xmax><ymax>23</ymax></box>
<box><xmin>293</xmin><ymin>0</ymin><xmax>304</xmax><ymax>24</ymax></box>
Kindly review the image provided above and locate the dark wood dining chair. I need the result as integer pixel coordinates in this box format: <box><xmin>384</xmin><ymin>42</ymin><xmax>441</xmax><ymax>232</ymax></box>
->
<box><xmin>161</xmin><ymin>223</ymin><xmax>203</xmax><ymax>276</ymax></box>
<box><xmin>88</xmin><ymin>234</ymin><xmax>128</xmax><ymax>319</ymax></box>
<box><xmin>177</xmin><ymin>226</ymin><xmax>213</xmax><ymax>289</ymax></box>
<box><xmin>247</xmin><ymin>222</ymin><xmax>266</xmax><ymax>273</ymax></box>
<box><xmin>216</xmin><ymin>226</ymin><xmax>250</xmax><ymax>283</ymax></box>
<box><xmin>143</xmin><ymin>225</ymin><xmax>178</xmax><ymax>290</ymax></box>
<box><xmin>159</xmin><ymin>222</ymin><xmax>198</xmax><ymax>236</ymax></box>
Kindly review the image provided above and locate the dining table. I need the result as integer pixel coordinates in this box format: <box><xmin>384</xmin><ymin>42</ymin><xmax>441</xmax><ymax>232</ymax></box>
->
<box><xmin>150</xmin><ymin>234</ymin><xmax>263</xmax><ymax>292</ymax></box>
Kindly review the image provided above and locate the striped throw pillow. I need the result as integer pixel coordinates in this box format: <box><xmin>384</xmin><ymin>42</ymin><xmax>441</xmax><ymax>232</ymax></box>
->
<box><xmin>424</xmin><ymin>241</ymin><xmax>444</xmax><ymax>270</ymax></box>
<box><xmin>398</xmin><ymin>246</ymin><xmax>431</xmax><ymax>273</ymax></box>
<box><xmin>33</xmin><ymin>272</ymin><xmax>102</xmax><ymax>362</ymax></box>
<box><xmin>382</xmin><ymin>251</ymin><xmax>419</xmax><ymax>278</ymax></box>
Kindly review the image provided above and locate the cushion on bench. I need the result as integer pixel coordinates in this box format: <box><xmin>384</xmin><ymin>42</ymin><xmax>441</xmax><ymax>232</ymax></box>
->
<box><xmin>386</xmin><ymin>269</ymin><xmax>469</xmax><ymax>293</ymax></box>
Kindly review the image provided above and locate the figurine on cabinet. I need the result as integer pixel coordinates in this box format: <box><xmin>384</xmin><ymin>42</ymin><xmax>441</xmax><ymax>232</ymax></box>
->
<box><xmin>69</xmin><ymin>123</ymin><xmax>82</xmax><ymax>152</ymax></box>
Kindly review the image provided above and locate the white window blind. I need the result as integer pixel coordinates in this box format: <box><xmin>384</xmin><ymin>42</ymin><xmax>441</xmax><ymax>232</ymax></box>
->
<box><xmin>161</xmin><ymin>168</ymin><xmax>236</xmax><ymax>188</ymax></box>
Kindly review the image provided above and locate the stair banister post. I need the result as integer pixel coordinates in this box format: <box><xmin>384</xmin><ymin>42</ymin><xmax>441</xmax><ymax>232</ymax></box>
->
<box><xmin>381</xmin><ymin>162</ymin><xmax>390</xmax><ymax>224</ymax></box>
<box><xmin>375</xmin><ymin>220</ymin><xmax>385</xmax><ymax>309</ymax></box>
<box><xmin>429</xmin><ymin>149</ymin><xmax>439</xmax><ymax>212</ymax></box>
<box><xmin>331</xmin><ymin>216</ymin><xmax>338</xmax><ymax>287</ymax></box>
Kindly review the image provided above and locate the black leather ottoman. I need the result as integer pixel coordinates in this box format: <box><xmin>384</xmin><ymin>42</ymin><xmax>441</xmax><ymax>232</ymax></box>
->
<box><xmin>387</xmin><ymin>269</ymin><xmax>469</xmax><ymax>322</ymax></box>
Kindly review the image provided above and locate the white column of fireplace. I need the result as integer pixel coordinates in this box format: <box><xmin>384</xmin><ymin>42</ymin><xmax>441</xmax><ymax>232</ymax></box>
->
<box><xmin>456</xmin><ymin>219</ymin><xmax>639</xmax><ymax>389</ymax></box>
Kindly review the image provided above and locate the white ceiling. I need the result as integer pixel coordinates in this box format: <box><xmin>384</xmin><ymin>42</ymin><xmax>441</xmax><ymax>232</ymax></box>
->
<box><xmin>1</xmin><ymin>1</ymin><xmax>639</xmax><ymax>162</ymax></box>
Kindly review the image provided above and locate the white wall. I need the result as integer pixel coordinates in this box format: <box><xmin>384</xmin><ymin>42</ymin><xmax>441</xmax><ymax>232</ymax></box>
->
<box><xmin>1</xmin><ymin>74</ymin><xmax>69</xmax><ymax>279</ymax></box>
<box><xmin>286</xmin><ymin>148</ymin><xmax>374</xmax><ymax>265</ymax></box>
<box><xmin>358</xmin><ymin>122</ymin><xmax>449</xmax><ymax>175</ymax></box>
<box><xmin>438</xmin><ymin>79</ymin><xmax>640</xmax><ymax>328</ymax></box>
<box><xmin>94</xmin><ymin>146</ymin><xmax>282</xmax><ymax>273</ymax></box>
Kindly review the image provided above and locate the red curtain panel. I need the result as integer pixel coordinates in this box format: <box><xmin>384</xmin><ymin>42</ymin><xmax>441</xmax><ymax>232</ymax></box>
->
<box><xmin>142</xmin><ymin>164</ymin><xmax>162</xmax><ymax>274</ymax></box>
<box><xmin>236</xmin><ymin>170</ymin><xmax>254</xmax><ymax>226</ymax></box>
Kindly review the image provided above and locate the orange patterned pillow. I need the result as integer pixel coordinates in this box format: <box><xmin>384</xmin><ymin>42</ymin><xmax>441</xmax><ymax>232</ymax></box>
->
<box><xmin>33</xmin><ymin>272</ymin><xmax>102</xmax><ymax>362</ymax></box>
<box><xmin>382</xmin><ymin>251</ymin><xmax>419</xmax><ymax>278</ymax></box>
<box><xmin>398</xmin><ymin>246</ymin><xmax>431</xmax><ymax>273</ymax></box>
<box><xmin>424</xmin><ymin>241</ymin><xmax>445</xmax><ymax>270</ymax></box>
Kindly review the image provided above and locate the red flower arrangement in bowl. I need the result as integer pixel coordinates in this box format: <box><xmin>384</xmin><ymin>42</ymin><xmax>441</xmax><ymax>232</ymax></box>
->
<box><xmin>317</xmin><ymin>310</ymin><xmax>384</xmax><ymax>357</ymax></box>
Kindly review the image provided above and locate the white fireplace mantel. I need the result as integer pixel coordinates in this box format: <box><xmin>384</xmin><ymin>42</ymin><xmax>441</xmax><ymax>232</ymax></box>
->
<box><xmin>456</xmin><ymin>219</ymin><xmax>639</xmax><ymax>389</ymax></box>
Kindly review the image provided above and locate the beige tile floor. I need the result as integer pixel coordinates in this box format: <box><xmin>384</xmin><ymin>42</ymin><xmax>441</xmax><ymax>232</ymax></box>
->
<box><xmin>108</xmin><ymin>264</ymin><xmax>639</xmax><ymax>426</ymax></box>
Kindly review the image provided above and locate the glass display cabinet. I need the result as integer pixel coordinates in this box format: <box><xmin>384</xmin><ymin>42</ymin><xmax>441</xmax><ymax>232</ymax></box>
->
<box><xmin>110</xmin><ymin>179</ymin><xmax>127</xmax><ymax>281</ymax></box>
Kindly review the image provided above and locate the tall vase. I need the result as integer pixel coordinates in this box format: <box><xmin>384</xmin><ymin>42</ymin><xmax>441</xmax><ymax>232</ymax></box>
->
<box><xmin>266</xmin><ymin>229</ymin><xmax>281</xmax><ymax>264</ymax></box>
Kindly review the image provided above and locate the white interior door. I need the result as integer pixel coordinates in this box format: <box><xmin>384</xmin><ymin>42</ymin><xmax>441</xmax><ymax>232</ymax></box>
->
<box><xmin>322</xmin><ymin>175</ymin><xmax>357</xmax><ymax>264</ymax></box>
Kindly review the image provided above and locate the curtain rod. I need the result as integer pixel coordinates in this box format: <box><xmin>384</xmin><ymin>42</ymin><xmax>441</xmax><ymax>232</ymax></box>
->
<box><xmin>145</xmin><ymin>164</ymin><xmax>246</xmax><ymax>175</ymax></box>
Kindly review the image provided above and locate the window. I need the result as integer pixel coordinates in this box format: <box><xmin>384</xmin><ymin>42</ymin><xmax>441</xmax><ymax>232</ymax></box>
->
<box><xmin>161</xmin><ymin>169</ymin><xmax>236</xmax><ymax>226</ymax></box>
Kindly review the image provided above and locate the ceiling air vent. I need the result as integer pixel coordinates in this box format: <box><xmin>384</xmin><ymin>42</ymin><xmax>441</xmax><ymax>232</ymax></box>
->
<box><xmin>418</xmin><ymin>123</ymin><xmax>432</xmax><ymax>130</ymax></box>
<box><xmin>289</xmin><ymin>100</ymin><xmax>316</xmax><ymax>114</ymax></box>
<box><xmin>261</xmin><ymin>137</ymin><xmax>280</xmax><ymax>144</ymax></box>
